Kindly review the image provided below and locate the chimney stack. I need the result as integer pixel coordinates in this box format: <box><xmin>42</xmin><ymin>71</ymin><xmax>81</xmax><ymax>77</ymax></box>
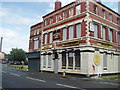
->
<box><xmin>55</xmin><ymin>0</ymin><xmax>62</xmax><ymax>11</ymax></box>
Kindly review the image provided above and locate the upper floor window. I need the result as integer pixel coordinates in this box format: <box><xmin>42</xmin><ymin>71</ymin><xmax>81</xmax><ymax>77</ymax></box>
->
<box><xmin>94</xmin><ymin>5</ymin><xmax>98</xmax><ymax>14</ymax></box>
<box><xmin>62</xmin><ymin>27</ymin><xmax>67</xmax><ymax>41</ymax></box>
<box><xmin>63</xmin><ymin>11</ymin><xmax>66</xmax><ymax>20</ymax></box>
<box><xmin>69</xmin><ymin>8</ymin><xmax>74</xmax><ymax>17</ymax></box>
<box><xmin>68</xmin><ymin>25</ymin><xmax>74</xmax><ymax>40</ymax></box>
<box><xmin>49</xmin><ymin>32</ymin><xmax>53</xmax><ymax>43</ymax></box>
<box><xmin>109</xmin><ymin>13</ymin><xmax>112</xmax><ymax>21</ymax></box>
<box><xmin>108</xmin><ymin>28</ymin><xmax>113</xmax><ymax>42</ymax></box>
<box><xmin>94</xmin><ymin>24</ymin><xmax>98</xmax><ymax>38</ymax></box>
<box><xmin>45</xmin><ymin>19</ymin><xmax>48</xmax><ymax>26</ymax></box>
<box><xmin>34</xmin><ymin>30</ymin><xmax>37</xmax><ymax>35</ymax></box>
<box><xmin>34</xmin><ymin>38</ymin><xmax>39</xmax><ymax>49</ymax></box>
<box><xmin>117</xmin><ymin>18</ymin><xmax>120</xmax><ymax>25</ymax></box>
<box><xmin>76</xmin><ymin>23</ymin><xmax>81</xmax><ymax>38</ymax></box>
<box><xmin>102</xmin><ymin>9</ymin><xmax>106</xmax><ymax>18</ymax></box>
<box><xmin>102</xmin><ymin>27</ymin><xmax>106</xmax><ymax>40</ymax></box>
<box><xmin>50</xmin><ymin>17</ymin><xmax>53</xmax><ymax>24</ymax></box>
<box><xmin>118</xmin><ymin>32</ymin><xmax>120</xmax><ymax>44</ymax></box>
<box><xmin>37</xmin><ymin>29</ymin><xmax>39</xmax><ymax>35</ymax></box>
<box><xmin>76</xmin><ymin>4</ymin><xmax>81</xmax><ymax>15</ymax></box>
<box><xmin>44</xmin><ymin>34</ymin><xmax>48</xmax><ymax>44</ymax></box>
<box><xmin>56</xmin><ymin>14</ymin><xmax>59</xmax><ymax>22</ymax></box>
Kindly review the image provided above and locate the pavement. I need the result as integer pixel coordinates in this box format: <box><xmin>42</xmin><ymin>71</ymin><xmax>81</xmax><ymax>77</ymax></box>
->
<box><xmin>1</xmin><ymin>64</ymin><xmax>120</xmax><ymax>90</ymax></box>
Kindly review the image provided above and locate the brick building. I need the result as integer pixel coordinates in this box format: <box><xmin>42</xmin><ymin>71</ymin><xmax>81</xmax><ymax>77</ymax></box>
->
<box><xmin>29</xmin><ymin>0</ymin><xmax>120</xmax><ymax>76</ymax></box>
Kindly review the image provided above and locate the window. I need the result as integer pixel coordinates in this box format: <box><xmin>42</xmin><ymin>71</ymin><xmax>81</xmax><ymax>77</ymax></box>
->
<box><xmin>108</xmin><ymin>28</ymin><xmax>113</xmax><ymax>42</ymax></box>
<box><xmin>48</xmin><ymin>55</ymin><xmax>52</xmax><ymax>68</ymax></box>
<box><xmin>43</xmin><ymin>55</ymin><xmax>46</xmax><ymax>68</ymax></box>
<box><xmin>50</xmin><ymin>17</ymin><xmax>53</xmax><ymax>24</ymax></box>
<box><xmin>118</xmin><ymin>33</ymin><xmax>120</xmax><ymax>44</ymax></box>
<box><xmin>44</xmin><ymin>34</ymin><xmax>47</xmax><ymax>44</ymax></box>
<box><xmin>34</xmin><ymin>38</ymin><xmax>38</xmax><ymax>49</ymax></box>
<box><xmin>116</xmin><ymin>32</ymin><xmax>118</xmax><ymax>43</ymax></box>
<box><xmin>76</xmin><ymin>23</ymin><xmax>81</xmax><ymax>38</ymax></box>
<box><xmin>37</xmin><ymin>29</ymin><xmax>39</xmax><ymax>35</ymax></box>
<box><xmin>62</xmin><ymin>52</ymin><xmax>66</xmax><ymax>69</ymax></box>
<box><xmin>69</xmin><ymin>8</ymin><xmax>74</xmax><ymax>17</ymax></box>
<box><xmin>56</xmin><ymin>14</ymin><xmax>59</xmax><ymax>22</ymax></box>
<box><xmin>117</xmin><ymin>18</ymin><xmax>120</xmax><ymax>25</ymax></box>
<box><xmin>102</xmin><ymin>9</ymin><xmax>106</xmax><ymax>18</ymax></box>
<box><xmin>75</xmin><ymin>50</ymin><xmax>80</xmax><ymax>70</ymax></box>
<box><xmin>68</xmin><ymin>26</ymin><xmax>74</xmax><ymax>40</ymax></box>
<box><xmin>63</xmin><ymin>11</ymin><xmax>66</xmax><ymax>19</ymax></box>
<box><xmin>45</xmin><ymin>19</ymin><xmax>48</xmax><ymax>26</ymax></box>
<box><xmin>49</xmin><ymin>32</ymin><xmax>53</xmax><ymax>43</ymax></box>
<box><xmin>76</xmin><ymin>4</ymin><xmax>81</xmax><ymax>15</ymax></box>
<box><xmin>94</xmin><ymin>5</ymin><xmax>98</xmax><ymax>14</ymax></box>
<box><xmin>103</xmin><ymin>53</ymin><xmax>107</xmax><ymax>70</ymax></box>
<box><xmin>94</xmin><ymin>24</ymin><xmax>98</xmax><ymax>38</ymax></box>
<box><xmin>62</xmin><ymin>27</ymin><xmax>67</xmax><ymax>41</ymax></box>
<box><xmin>102</xmin><ymin>27</ymin><xmax>106</xmax><ymax>40</ymax></box>
<box><xmin>68</xmin><ymin>51</ymin><xmax>73</xmax><ymax>69</ymax></box>
<box><xmin>34</xmin><ymin>30</ymin><xmax>37</xmax><ymax>35</ymax></box>
<box><xmin>109</xmin><ymin>13</ymin><xmax>112</xmax><ymax>21</ymax></box>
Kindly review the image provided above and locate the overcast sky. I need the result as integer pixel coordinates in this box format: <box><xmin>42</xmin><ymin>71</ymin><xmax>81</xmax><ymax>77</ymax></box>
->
<box><xmin>0</xmin><ymin>0</ymin><xmax>119</xmax><ymax>54</ymax></box>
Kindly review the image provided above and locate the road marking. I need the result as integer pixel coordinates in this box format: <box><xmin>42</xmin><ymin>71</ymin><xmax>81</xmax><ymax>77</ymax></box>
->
<box><xmin>56</xmin><ymin>83</ymin><xmax>79</xmax><ymax>89</ymax></box>
<box><xmin>99</xmin><ymin>82</ymin><xmax>118</xmax><ymax>86</ymax></box>
<box><xmin>26</xmin><ymin>77</ymin><xmax>46</xmax><ymax>82</ymax></box>
<box><xmin>26</xmin><ymin>77</ymin><xmax>36</xmax><ymax>80</ymax></box>
<box><xmin>35</xmin><ymin>79</ymin><xmax>46</xmax><ymax>82</ymax></box>
<box><xmin>10</xmin><ymin>73</ymin><xmax>20</xmax><ymax>77</ymax></box>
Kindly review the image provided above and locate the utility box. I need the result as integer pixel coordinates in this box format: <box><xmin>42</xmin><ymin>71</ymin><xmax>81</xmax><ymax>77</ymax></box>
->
<box><xmin>26</xmin><ymin>51</ymin><xmax>40</xmax><ymax>72</ymax></box>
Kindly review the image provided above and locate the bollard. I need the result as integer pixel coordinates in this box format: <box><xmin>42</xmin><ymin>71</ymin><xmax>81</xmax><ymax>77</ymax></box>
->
<box><xmin>41</xmin><ymin>70</ymin><xmax>43</xmax><ymax>73</ymax></box>
<box><xmin>62</xmin><ymin>71</ymin><xmax>66</xmax><ymax>78</ymax></box>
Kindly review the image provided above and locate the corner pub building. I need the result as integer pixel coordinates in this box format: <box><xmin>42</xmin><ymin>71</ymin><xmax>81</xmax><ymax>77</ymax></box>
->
<box><xmin>28</xmin><ymin>0</ymin><xmax>120</xmax><ymax>76</ymax></box>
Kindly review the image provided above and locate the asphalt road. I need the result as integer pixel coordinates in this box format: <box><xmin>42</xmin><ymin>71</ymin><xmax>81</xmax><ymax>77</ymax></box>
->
<box><xmin>1</xmin><ymin>65</ymin><xmax>119</xmax><ymax>90</ymax></box>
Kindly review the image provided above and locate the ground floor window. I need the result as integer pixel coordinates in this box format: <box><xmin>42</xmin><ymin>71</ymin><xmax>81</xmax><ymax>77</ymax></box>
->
<box><xmin>48</xmin><ymin>54</ymin><xmax>52</xmax><ymax>68</ymax></box>
<box><xmin>43</xmin><ymin>55</ymin><xmax>46</xmax><ymax>68</ymax></box>
<box><xmin>68</xmin><ymin>51</ymin><xmax>73</xmax><ymax>69</ymax></box>
<box><xmin>62</xmin><ymin>52</ymin><xmax>66</xmax><ymax>69</ymax></box>
<box><xmin>103</xmin><ymin>53</ymin><xmax>107</xmax><ymax>70</ymax></box>
<box><xmin>61</xmin><ymin>50</ymin><xmax>81</xmax><ymax>70</ymax></box>
<box><xmin>75</xmin><ymin>50</ymin><xmax>80</xmax><ymax>70</ymax></box>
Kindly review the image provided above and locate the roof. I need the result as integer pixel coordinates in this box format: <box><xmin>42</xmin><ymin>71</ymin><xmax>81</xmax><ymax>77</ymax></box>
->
<box><xmin>30</xmin><ymin>22</ymin><xmax>43</xmax><ymax>29</ymax></box>
<box><xmin>43</xmin><ymin>0</ymin><xmax>120</xmax><ymax>18</ymax></box>
<box><xmin>42</xmin><ymin>1</ymin><xmax>75</xmax><ymax>18</ymax></box>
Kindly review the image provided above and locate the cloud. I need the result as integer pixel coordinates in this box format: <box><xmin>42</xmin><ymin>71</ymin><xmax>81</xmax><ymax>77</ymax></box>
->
<box><xmin>1</xmin><ymin>7</ymin><xmax>42</xmax><ymax>25</ymax></box>
<box><xmin>0</xmin><ymin>27</ymin><xmax>29</xmax><ymax>54</ymax></box>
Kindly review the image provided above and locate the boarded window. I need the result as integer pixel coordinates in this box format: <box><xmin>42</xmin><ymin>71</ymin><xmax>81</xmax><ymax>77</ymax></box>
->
<box><xmin>62</xmin><ymin>52</ymin><xmax>66</xmax><ymax>69</ymax></box>
<box><xmin>68</xmin><ymin>51</ymin><xmax>73</xmax><ymax>69</ymax></box>
<box><xmin>103</xmin><ymin>53</ymin><xmax>107</xmax><ymax>70</ymax></box>
<box><xmin>75</xmin><ymin>50</ymin><xmax>80</xmax><ymax>70</ymax></box>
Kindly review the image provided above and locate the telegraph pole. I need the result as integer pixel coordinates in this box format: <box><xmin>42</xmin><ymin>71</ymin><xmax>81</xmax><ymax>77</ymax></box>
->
<box><xmin>0</xmin><ymin>37</ymin><xmax>3</xmax><ymax>52</ymax></box>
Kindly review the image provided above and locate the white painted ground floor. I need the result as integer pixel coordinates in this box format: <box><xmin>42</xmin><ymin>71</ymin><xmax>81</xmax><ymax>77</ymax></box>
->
<box><xmin>41</xmin><ymin>46</ymin><xmax>120</xmax><ymax>76</ymax></box>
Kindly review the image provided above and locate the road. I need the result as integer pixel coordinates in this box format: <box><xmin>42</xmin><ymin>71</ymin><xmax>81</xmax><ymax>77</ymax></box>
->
<box><xmin>1</xmin><ymin>65</ymin><xmax>119</xmax><ymax>89</ymax></box>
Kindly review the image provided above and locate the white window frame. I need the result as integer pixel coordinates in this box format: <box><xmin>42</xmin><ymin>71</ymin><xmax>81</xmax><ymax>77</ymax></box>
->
<box><xmin>45</xmin><ymin>19</ymin><xmax>48</xmax><ymax>26</ymax></box>
<box><xmin>63</xmin><ymin>11</ymin><xmax>66</xmax><ymax>20</ymax></box>
<box><xmin>102</xmin><ymin>27</ymin><xmax>106</xmax><ymax>40</ymax></box>
<box><xmin>94</xmin><ymin>24</ymin><xmax>98</xmax><ymax>38</ymax></box>
<box><xmin>49</xmin><ymin>32</ymin><xmax>53</xmax><ymax>43</ymax></box>
<box><xmin>34</xmin><ymin>38</ymin><xmax>39</xmax><ymax>49</ymax></box>
<box><xmin>109</xmin><ymin>14</ymin><xmax>112</xmax><ymax>22</ymax></box>
<box><xmin>68</xmin><ymin>26</ymin><xmax>74</xmax><ymax>40</ymax></box>
<box><xmin>102</xmin><ymin>9</ymin><xmax>106</xmax><ymax>18</ymax></box>
<box><xmin>69</xmin><ymin>8</ymin><xmax>74</xmax><ymax>17</ymax></box>
<box><xmin>103</xmin><ymin>53</ymin><xmax>107</xmax><ymax>70</ymax></box>
<box><xmin>76</xmin><ymin>23</ymin><xmax>81</xmax><ymax>38</ymax></box>
<box><xmin>62</xmin><ymin>27</ymin><xmax>67</xmax><ymax>41</ymax></box>
<box><xmin>108</xmin><ymin>28</ymin><xmax>113</xmax><ymax>42</ymax></box>
<box><xmin>48</xmin><ymin>55</ymin><xmax>52</xmax><ymax>68</ymax></box>
<box><xmin>56</xmin><ymin>14</ymin><xmax>59</xmax><ymax>22</ymax></box>
<box><xmin>50</xmin><ymin>17</ymin><xmax>53</xmax><ymax>24</ymax></box>
<box><xmin>76</xmin><ymin>4</ymin><xmax>81</xmax><ymax>15</ymax></box>
<box><xmin>43</xmin><ymin>55</ymin><xmax>46</xmax><ymax>68</ymax></box>
<box><xmin>44</xmin><ymin>34</ymin><xmax>47</xmax><ymax>44</ymax></box>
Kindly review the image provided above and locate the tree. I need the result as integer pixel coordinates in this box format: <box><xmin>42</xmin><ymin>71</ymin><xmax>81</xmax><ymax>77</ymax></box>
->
<box><xmin>8</xmin><ymin>48</ymin><xmax>26</xmax><ymax>64</ymax></box>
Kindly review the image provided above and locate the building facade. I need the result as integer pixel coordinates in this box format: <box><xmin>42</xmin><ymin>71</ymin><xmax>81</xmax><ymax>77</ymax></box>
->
<box><xmin>29</xmin><ymin>0</ymin><xmax>120</xmax><ymax>76</ymax></box>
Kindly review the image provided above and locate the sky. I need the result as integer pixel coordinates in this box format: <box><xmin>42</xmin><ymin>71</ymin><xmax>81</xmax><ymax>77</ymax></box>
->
<box><xmin>0</xmin><ymin>0</ymin><xmax>119</xmax><ymax>54</ymax></box>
